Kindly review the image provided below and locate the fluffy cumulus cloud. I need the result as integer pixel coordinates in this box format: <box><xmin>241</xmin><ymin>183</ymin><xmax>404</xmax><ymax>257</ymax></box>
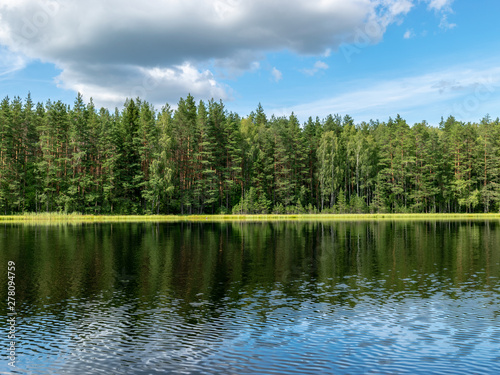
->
<box><xmin>0</xmin><ymin>0</ymin><xmax>452</xmax><ymax>108</ymax></box>
<box><xmin>56</xmin><ymin>62</ymin><xmax>230</xmax><ymax>110</ymax></box>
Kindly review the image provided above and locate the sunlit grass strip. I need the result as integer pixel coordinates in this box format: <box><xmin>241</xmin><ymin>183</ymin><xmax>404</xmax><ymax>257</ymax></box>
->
<box><xmin>0</xmin><ymin>213</ymin><xmax>181</xmax><ymax>223</ymax></box>
<box><xmin>1</xmin><ymin>212</ymin><xmax>500</xmax><ymax>224</ymax></box>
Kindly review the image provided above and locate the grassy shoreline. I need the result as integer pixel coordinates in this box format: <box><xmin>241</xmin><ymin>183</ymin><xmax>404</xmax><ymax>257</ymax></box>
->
<box><xmin>1</xmin><ymin>212</ymin><xmax>500</xmax><ymax>223</ymax></box>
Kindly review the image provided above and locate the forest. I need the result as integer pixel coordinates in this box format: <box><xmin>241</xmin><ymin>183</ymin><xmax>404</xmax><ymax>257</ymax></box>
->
<box><xmin>0</xmin><ymin>93</ymin><xmax>499</xmax><ymax>215</ymax></box>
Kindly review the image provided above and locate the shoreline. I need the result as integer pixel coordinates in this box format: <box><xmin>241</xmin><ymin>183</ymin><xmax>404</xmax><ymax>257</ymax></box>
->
<box><xmin>1</xmin><ymin>212</ymin><xmax>500</xmax><ymax>223</ymax></box>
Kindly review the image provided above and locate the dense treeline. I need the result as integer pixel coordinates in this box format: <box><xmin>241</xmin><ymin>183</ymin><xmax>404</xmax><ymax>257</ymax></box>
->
<box><xmin>0</xmin><ymin>93</ymin><xmax>499</xmax><ymax>214</ymax></box>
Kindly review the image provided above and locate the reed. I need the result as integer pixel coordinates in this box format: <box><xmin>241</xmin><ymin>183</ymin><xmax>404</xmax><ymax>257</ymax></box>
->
<box><xmin>1</xmin><ymin>212</ymin><xmax>500</xmax><ymax>224</ymax></box>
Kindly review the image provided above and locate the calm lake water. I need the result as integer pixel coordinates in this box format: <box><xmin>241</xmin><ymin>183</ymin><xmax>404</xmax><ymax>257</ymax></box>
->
<box><xmin>1</xmin><ymin>220</ymin><xmax>500</xmax><ymax>374</ymax></box>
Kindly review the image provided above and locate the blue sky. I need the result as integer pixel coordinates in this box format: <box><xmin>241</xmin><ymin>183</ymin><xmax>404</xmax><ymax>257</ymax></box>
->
<box><xmin>1</xmin><ymin>0</ymin><xmax>499</xmax><ymax>126</ymax></box>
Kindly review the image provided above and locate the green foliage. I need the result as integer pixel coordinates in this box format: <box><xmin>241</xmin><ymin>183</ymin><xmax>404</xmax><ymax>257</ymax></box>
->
<box><xmin>1</xmin><ymin>94</ymin><xmax>500</xmax><ymax>214</ymax></box>
<box><xmin>232</xmin><ymin>187</ymin><xmax>270</xmax><ymax>214</ymax></box>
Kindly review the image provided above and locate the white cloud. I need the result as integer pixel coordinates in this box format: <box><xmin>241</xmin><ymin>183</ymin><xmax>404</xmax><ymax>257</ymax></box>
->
<box><xmin>271</xmin><ymin>67</ymin><xmax>282</xmax><ymax>82</ymax></box>
<box><xmin>0</xmin><ymin>47</ymin><xmax>26</xmax><ymax>77</ymax></box>
<box><xmin>425</xmin><ymin>0</ymin><xmax>456</xmax><ymax>30</ymax></box>
<box><xmin>0</xmin><ymin>1</ymin><xmax>382</xmax><ymax>64</ymax></box>
<box><xmin>439</xmin><ymin>14</ymin><xmax>457</xmax><ymax>30</ymax></box>
<box><xmin>0</xmin><ymin>0</ymin><xmax>456</xmax><ymax>108</ymax></box>
<box><xmin>314</xmin><ymin>61</ymin><xmax>329</xmax><ymax>70</ymax></box>
<box><xmin>270</xmin><ymin>65</ymin><xmax>500</xmax><ymax>124</ymax></box>
<box><xmin>385</xmin><ymin>0</ymin><xmax>414</xmax><ymax>19</ymax></box>
<box><xmin>303</xmin><ymin>60</ymin><xmax>329</xmax><ymax>76</ymax></box>
<box><xmin>57</xmin><ymin>63</ymin><xmax>230</xmax><ymax>109</ymax></box>
<box><xmin>213</xmin><ymin>50</ymin><xmax>263</xmax><ymax>79</ymax></box>
<box><xmin>374</xmin><ymin>0</ymin><xmax>414</xmax><ymax>28</ymax></box>
<box><xmin>426</xmin><ymin>0</ymin><xmax>454</xmax><ymax>12</ymax></box>
<box><xmin>403</xmin><ymin>29</ymin><xmax>413</xmax><ymax>39</ymax></box>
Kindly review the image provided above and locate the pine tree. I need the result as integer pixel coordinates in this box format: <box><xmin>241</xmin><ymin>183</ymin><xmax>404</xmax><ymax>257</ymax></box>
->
<box><xmin>143</xmin><ymin>104</ymin><xmax>174</xmax><ymax>214</ymax></box>
<box><xmin>358</xmin><ymin>121</ymin><xmax>378</xmax><ymax>209</ymax></box>
<box><xmin>116</xmin><ymin>98</ymin><xmax>142</xmax><ymax>213</ymax></box>
<box><xmin>68</xmin><ymin>93</ymin><xmax>88</xmax><ymax>212</ymax></box>
<box><xmin>98</xmin><ymin>107</ymin><xmax>121</xmax><ymax>213</ymax></box>
<box><xmin>37</xmin><ymin>100</ymin><xmax>70</xmax><ymax>212</ymax></box>
<box><xmin>317</xmin><ymin>131</ymin><xmax>340</xmax><ymax>211</ymax></box>
<box><xmin>173</xmin><ymin>95</ymin><xmax>198</xmax><ymax>214</ymax></box>
<box><xmin>247</xmin><ymin>105</ymin><xmax>273</xmax><ymax>209</ymax></box>
<box><xmin>19</xmin><ymin>94</ymin><xmax>39</xmax><ymax>212</ymax></box>
<box><xmin>303</xmin><ymin>117</ymin><xmax>321</xmax><ymax>209</ymax></box>
<box><xmin>375</xmin><ymin>115</ymin><xmax>412</xmax><ymax>212</ymax></box>
<box><xmin>477</xmin><ymin>116</ymin><xmax>500</xmax><ymax>212</ymax></box>
<box><xmin>222</xmin><ymin>112</ymin><xmax>243</xmax><ymax>211</ymax></box>
<box><xmin>0</xmin><ymin>97</ymin><xmax>14</xmax><ymax>213</ymax></box>
<box><xmin>136</xmin><ymin>100</ymin><xmax>159</xmax><ymax>211</ymax></box>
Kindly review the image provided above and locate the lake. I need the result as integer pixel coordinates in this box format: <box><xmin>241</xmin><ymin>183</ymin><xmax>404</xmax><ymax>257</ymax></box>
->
<box><xmin>1</xmin><ymin>220</ymin><xmax>500</xmax><ymax>374</ymax></box>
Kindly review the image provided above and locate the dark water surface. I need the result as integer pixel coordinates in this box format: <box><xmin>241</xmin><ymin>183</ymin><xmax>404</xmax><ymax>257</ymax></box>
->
<box><xmin>1</xmin><ymin>220</ymin><xmax>500</xmax><ymax>374</ymax></box>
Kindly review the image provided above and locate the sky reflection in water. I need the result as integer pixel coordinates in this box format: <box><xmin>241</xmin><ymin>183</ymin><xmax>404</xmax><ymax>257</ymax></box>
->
<box><xmin>1</xmin><ymin>220</ymin><xmax>499</xmax><ymax>374</ymax></box>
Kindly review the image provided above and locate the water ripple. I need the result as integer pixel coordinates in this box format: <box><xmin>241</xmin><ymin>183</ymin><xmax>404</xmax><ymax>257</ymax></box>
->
<box><xmin>3</xmin><ymin>221</ymin><xmax>500</xmax><ymax>374</ymax></box>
